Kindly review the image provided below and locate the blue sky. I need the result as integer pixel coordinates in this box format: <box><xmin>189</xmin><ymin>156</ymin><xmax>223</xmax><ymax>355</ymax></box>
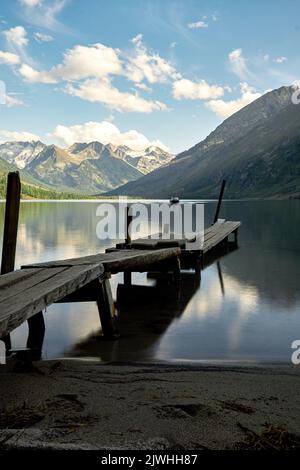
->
<box><xmin>0</xmin><ymin>0</ymin><xmax>299</xmax><ymax>153</ymax></box>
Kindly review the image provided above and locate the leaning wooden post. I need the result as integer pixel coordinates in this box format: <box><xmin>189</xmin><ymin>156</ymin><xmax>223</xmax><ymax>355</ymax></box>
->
<box><xmin>213</xmin><ymin>179</ymin><xmax>226</xmax><ymax>225</ymax></box>
<box><xmin>1</xmin><ymin>172</ymin><xmax>21</xmax><ymax>353</ymax></box>
<box><xmin>1</xmin><ymin>172</ymin><xmax>21</xmax><ymax>275</ymax></box>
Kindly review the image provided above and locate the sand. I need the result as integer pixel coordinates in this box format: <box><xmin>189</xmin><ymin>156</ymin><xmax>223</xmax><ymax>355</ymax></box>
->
<box><xmin>0</xmin><ymin>360</ymin><xmax>300</xmax><ymax>450</ymax></box>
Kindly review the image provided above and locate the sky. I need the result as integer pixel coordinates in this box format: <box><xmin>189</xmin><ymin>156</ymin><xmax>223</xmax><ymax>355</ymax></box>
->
<box><xmin>0</xmin><ymin>0</ymin><xmax>299</xmax><ymax>154</ymax></box>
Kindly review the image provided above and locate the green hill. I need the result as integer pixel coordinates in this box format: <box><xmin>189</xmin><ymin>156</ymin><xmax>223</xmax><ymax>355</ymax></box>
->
<box><xmin>0</xmin><ymin>158</ymin><xmax>92</xmax><ymax>199</ymax></box>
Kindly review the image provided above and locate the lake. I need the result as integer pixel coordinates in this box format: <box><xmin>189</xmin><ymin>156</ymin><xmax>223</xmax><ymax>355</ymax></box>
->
<box><xmin>1</xmin><ymin>199</ymin><xmax>300</xmax><ymax>364</ymax></box>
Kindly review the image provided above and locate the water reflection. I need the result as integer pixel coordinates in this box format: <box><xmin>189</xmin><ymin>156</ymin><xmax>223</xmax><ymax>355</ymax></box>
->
<box><xmin>67</xmin><ymin>271</ymin><xmax>200</xmax><ymax>362</ymax></box>
<box><xmin>1</xmin><ymin>200</ymin><xmax>300</xmax><ymax>363</ymax></box>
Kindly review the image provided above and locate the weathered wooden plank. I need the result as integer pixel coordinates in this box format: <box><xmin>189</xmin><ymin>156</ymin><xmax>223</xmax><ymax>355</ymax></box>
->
<box><xmin>0</xmin><ymin>267</ymin><xmax>66</xmax><ymax>303</ymax></box>
<box><xmin>203</xmin><ymin>222</ymin><xmax>240</xmax><ymax>253</ymax></box>
<box><xmin>0</xmin><ymin>268</ymin><xmax>45</xmax><ymax>289</ymax></box>
<box><xmin>22</xmin><ymin>248</ymin><xmax>181</xmax><ymax>274</ymax></box>
<box><xmin>113</xmin><ymin>221</ymin><xmax>239</xmax><ymax>253</ymax></box>
<box><xmin>203</xmin><ymin>225</ymin><xmax>239</xmax><ymax>251</ymax></box>
<box><xmin>0</xmin><ymin>263</ymin><xmax>105</xmax><ymax>337</ymax></box>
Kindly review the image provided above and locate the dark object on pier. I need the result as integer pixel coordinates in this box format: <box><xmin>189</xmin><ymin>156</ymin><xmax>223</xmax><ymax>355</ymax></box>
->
<box><xmin>170</xmin><ymin>196</ymin><xmax>180</xmax><ymax>204</ymax></box>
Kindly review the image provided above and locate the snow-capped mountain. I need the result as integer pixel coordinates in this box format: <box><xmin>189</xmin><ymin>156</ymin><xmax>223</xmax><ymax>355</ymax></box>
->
<box><xmin>0</xmin><ymin>140</ymin><xmax>174</xmax><ymax>193</ymax></box>
<box><xmin>0</xmin><ymin>141</ymin><xmax>46</xmax><ymax>169</ymax></box>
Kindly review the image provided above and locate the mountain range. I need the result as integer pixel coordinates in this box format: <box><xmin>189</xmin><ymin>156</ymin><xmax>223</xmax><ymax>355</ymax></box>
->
<box><xmin>1</xmin><ymin>85</ymin><xmax>299</xmax><ymax>200</ymax></box>
<box><xmin>107</xmin><ymin>86</ymin><xmax>300</xmax><ymax>199</ymax></box>
<box><xmin>0</xmin><ymin>141</ymin><xmax>174</xmax><ymax>195</ymax></box>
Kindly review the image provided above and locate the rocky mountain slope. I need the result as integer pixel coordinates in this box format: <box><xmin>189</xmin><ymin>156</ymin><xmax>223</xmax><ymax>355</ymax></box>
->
<box><xmin>107</xmin><ymin>86</ymin><xmax>300</xmax><ymax>199</ymax></box>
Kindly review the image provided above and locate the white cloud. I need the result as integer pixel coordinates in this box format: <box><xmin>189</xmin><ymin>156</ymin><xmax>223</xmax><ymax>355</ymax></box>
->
<box><xmin>4</xmin><ymin>94</ymin><xmax>24</xmax><ymax>107</ymax></box>
<box><xmin>3</xmin><ymin>26</ymin><xmax>28</xmax><ymax>47</ymax></box>
<box><xmin>19</xmin><ymin>63</ymin><xmax>57</xmax><ymax>83</ymax></box>
<box><xmin>34</xmin><ymin>32</ymin><xmax>53</xmax><ymax>42</ymax></box>
<box><xmin>49</xmin><ymin>120</ymin><xmax>169</xmax><ymax>151</ymax></box>
<box><xmin>126</xmin><ymin>34</ymin><xmax>180</xmax><ymax>84</ymax></box>
<box><xmin>2</xmin><ymin>25</ymin><xmax>32</xmax><ymax>64</ymax></box>
<box><xmin>17</xmin><ymin>40</ymin><xmax>169</xmax><ymax>113</ymax></box>
<box><xmin>134</xmin><ymin>82</ymin><xmax>152</xmax><ymax>92</ymax></box>
<box><xmin>19</xmin><ymin>43</ymin><xmax>122</xmax><ymax>83</ymax></box>
<box><xmin>131</xmin><ymin>33</ymin><xmax>143</xmax><ymax>46</ymax></box>
<box><xmin>0</xmin><ymin>130</ymin><xmax>40</xmax><ymax>142</ymax></box>
<box><xmin>19</xmin><ymin>0</ymin><xmax>43</xmax><ymax>6</ymax></box>
<box><xmin>228</xmin><ymin>48</ymin><xmax>250</xmax><ymax>80</ymax></box>
<box><xmin>0</xmin><ymin>50</ymin><xmax>20</xmax><ymax>65</ymax></box>
<box><xmin>274</xmin><ymin>56</ymin><xmax>287</xmax><ymax>63</ymax></box>
<box><xmin>173</xmin><ymin>78</ymin><xmax>224</xmax><ymax>100</ymax></box>
<box><xmin>19</xmin><ymin>0</ymin><xmax>69</xmax><ymax>34</ymax></box>
<box><xmin>18</xmin><ymin>43</ymin><xmax>122</xmax><ymax>85</ymax></box>
<box><xmin>205</xmin><ymin>82</ymin><xmax>261</xmax><ymax>118</ymax></box>
<box><xmin>187</xmin><ymin>21</ymin><xmax>208</xmax><ymax>29</ymax></box>
<box><xmin>65</xmin><ymin>78</ymin><xmax>167</xmax><ymax>113</ymax></box>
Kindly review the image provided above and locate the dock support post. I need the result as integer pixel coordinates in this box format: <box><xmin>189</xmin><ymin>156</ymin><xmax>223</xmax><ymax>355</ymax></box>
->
<box><xmin>124</xmin><ymin>270</ymin><xmax>132</xmax><ymax>286</ymax></box>
<box><xmin>95</xmin><ymin>276</ymin><xmax>119</xmax><ymax>339</ymax></box>
<box><xmin>173</xmin><ymin>256</ymin><xmax>181</xmax><ymax>283</ymax></box>
<box><xmin>213</xmin><ymin>179</ymin><xmax>226</xmax><ymax>225</ymax></box>
<box><xmin>234</xmin><ymin>228</ymin><xmax>239</xmax><ymax>246</ymax></box>
<box><xmin>27</xmin><ymin>312</ymin><xmax>45</xmax><ymax>361</ymax></box>
<box><xmin>1</xmin><ymin>172</ymin><xmax>21</xmax><ymax>275</ymax></box>
<box><xmin>2</xmin><ymin>335</ymin><xmax>11</xmax><ymax>358</ymax></box>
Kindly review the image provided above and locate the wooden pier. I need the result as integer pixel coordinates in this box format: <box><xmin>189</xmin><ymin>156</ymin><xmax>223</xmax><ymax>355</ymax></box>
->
<box><xmin>0</xmin><ymin>173</ymin><xmax>241</xmax><ymax>359</ymax></box>
<box><xmin>0</xmin><ymin>247</ymin><xmax>181</xmax><ymax>340</ymax></box>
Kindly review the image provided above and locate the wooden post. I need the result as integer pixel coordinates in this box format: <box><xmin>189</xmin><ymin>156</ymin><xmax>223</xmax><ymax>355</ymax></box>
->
<box><xmin>27</xmin><ymin>312</ymin><xmax>45</xmax><ymax>361</ymax></box>
<box><xmin>1</xmin><ymin>172</ymin><xmax>21</xmax><ymax>275</ymax></box>
<box><xmin>95</xmin><ymin>276</ymin><xmax>119</xmax><ymax>339</ymax></box>
<box><xmin>125</xmin><ymin>205</ymin><xmax>132</xmax><ymax>245</ymax></box>
<box><xmin>234</xmin><ymin>228</ymin><xmax>239</xmax><ymax>246</ymax></box>
<box><xmin>1</xmin><ymin>172</ymin><xmax>21</xmax><ymax>354</ymax></box>
<box><xmin>173</xmin><ymin>256</ymin><xmax>181</xmax><ymax>283</ymax></box>
<box><xmin>213</xmin><ymin>179</ymin><xmax>226</xmax><ymax>225</ymax></box>
<box><xmin>124</xmin><ymin>270</ymin><xmax>132</xmax><ymax>286</ymax></box>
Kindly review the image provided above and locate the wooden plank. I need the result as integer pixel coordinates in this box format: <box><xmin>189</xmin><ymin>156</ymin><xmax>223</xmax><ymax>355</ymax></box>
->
<box><xmin>22</xmin><ymin>248</ymin><xmax>181</xmax><ymax>274</ymax></box>
<box><xmin>0</xmin><ymin>267</ymin><xmax>45</xmax><ymax>290</ymax></box>
<box><xmin>203</xmin><ymin>222</ymin><xmax>240</xmax><ymax>253</ymax></box>
<box><xmin>203</xmin><ymin>224</ymin><xmax>239</xmax><ymax>250</ymax></box>
<box><xmin>0</xmin><ymin>263</ymin><xmax>104</xmax><ymax>337</ymax></box>
<box><xmin>1</xmin><ymin>172</ymin><xmax>21</xmax><ymax>275</ymax></box>
<box><xmin>112</xmin><ymin>221</ymin><xmax>239</xmax><ymax>252</ymax></box>
<box><xmin>0</xmin><ymin>267</ymin><xmax>66</xmax><ymax>303</ymax></box>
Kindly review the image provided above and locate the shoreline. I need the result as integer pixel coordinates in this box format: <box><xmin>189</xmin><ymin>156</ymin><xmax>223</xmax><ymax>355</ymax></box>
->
<box><xmin>1</xmin><ymin>360</ymin><xmax>299</xmax><ymax>450</ymax></box>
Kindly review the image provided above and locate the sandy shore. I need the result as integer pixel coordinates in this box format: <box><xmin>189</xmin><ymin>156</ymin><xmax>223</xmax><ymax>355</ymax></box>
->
<box><xmin>0</xmin><ymin>360</ymin><xmax>300</xmax><ymax>450</ymax></box>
